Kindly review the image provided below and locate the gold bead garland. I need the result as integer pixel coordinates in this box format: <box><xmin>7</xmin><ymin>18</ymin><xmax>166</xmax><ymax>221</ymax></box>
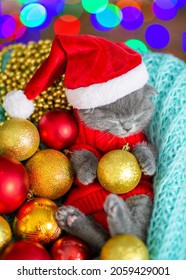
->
<box><xmin>0</xmin><ymin>40</ymin><xmax>72</xmax><ymax>123</ymax></box>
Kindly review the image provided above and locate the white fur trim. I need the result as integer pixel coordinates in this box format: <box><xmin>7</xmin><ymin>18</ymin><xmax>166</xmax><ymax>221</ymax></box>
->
<box><xmin>3</xmin><ymin>90</ymin><xmax>35</xmax><ymax>119</ymax></box>
<box><xmin>66</xmin><ymin>63</ymin><xmax>149</xmax><ymax>109</ymax></box>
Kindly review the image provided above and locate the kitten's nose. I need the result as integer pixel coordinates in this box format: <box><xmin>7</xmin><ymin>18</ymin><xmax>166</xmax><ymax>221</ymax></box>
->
<box><xmin>124</xmin><ymin>122</ymin><xmax>132</xmax><ymax>132</ymax></box>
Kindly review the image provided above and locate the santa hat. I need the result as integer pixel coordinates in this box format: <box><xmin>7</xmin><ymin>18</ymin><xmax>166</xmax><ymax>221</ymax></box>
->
<box><xmin>3</xmin><ymin>34</ymin><xmax>149</xmax><ymax>118</ymax></box>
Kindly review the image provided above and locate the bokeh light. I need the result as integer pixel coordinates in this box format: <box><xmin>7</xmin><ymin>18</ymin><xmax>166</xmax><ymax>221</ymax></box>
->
<box><xmin>18</xmin><ymin>0</ymin><xmax>38</xmax><ymax>4</ymax></box>
<box><xmin>120</xmin><ymin>6</ymin><xmax>144</xmax><ymax>30</ymax></box>
<box><xmin>95</xmin><ymin>4</ymin><xmax>122</xmax><ymax>29</ymax></box>
<box><xmin>145</xmin><ymin>24</ymin><xmax>170</xmax><ymax>49</ymax></box>
<box><xmin>125</xmin><ymin>39</ymin><xmax>149</xmax><ymax>52</ymax></box>
<box><xmin>183</xmin><ymin>32</ymin><xmax>186</xmax><ymax>51</ymax></box>
<box><xmin>176</xmin><ymin>0</ymin><xmax>186</xmax><ymax>8</ymax></box>
<box><xmin>62</xmin><ymin>1</ymin><xmax>83</xmax><ymax>18</ymax></box>
<box><xmin>16</xmin><ymin>28</ymin><xmax>40</xmax><ymax>44</ymax></box>
<box><xmin>20</xmin><ymin>3</ymin><xmax>47</xmax><ymax>28</ymax></box>
<box><xmin>0</xmin><ymin>2</ymin><xmax>2</xmax><ymax>15</ymax></box>
<box><xmin>90</xmin><ymin>13</ymin><xmax>112</xmax><ymax>32</ymax></box>
<box><xmin>0</xmin><ymin>15</ymin><xmax>16</xmax><ymax>38</ymax></box>
<box><xmin>117</xmin><ymin>0</ymin><xmax>141</xmax><ymax>10</ymax></box>
<box><xmin>140</xmin><ymin>0</ymin><xmax>155</xmax><ymax>22</ymax></box>
<box><xmin>39</xmin><ymin>0</ymin><xmax>65</xmax><ymax>17</ymax></box>
<box><xmin>82</xmin><ymin>0</ymin><xmax>108</xmax><ymax>13</ymax></box>
<box><xmin>8</xmin><ymin>15</ymin><xmax>27</xmax><ymax>40</ymax></box>
<box><xmin>54</xmin><ymin>15</ymin><xmax>81</xmax><ymax>35</ymax></box>
<box><xmin>152</xmin><ymin>0</ymin><xmax>178</xmax><ymax>21</ymax></box>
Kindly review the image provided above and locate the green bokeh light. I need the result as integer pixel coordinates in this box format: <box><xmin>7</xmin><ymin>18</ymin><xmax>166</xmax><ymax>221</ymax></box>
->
<box><xmin>18</xmin><ymin>0</ymin><xmax>38</xmax><ymax>5</ymax></box>
<box><xmin>96</xmin><ymin>4</ymin><xmax>122</xmax><ymax>28</ymax></box>
<box><xmin>62</xmin><ymin>2</ymin><xmax>83</xmax><ymax>18</ymax></box>
<box><xmin>82</xmin><ymin>0</ymin><xmax>108</xmax><ymax>13</ymax></box>
<box><xmin>125</xmin><ymin>39</ymin><xmax>149</xmax><ymax>52</ymax></box>
<box><xmin>20</xmin><ymin>3</ymin><xmax>47</xmax><ymax>28</ymax></box>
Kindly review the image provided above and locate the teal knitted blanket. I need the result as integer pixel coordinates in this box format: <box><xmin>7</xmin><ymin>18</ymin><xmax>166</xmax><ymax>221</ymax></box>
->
<box><xmin>0</xmin><ymin>51</ymin><xmax>186</xmax><ymax>260</ymax></box>
<box><xmin>142</xmin><ymin>52</ymin><xmax>186</xmax><ymax>260</ymax></box>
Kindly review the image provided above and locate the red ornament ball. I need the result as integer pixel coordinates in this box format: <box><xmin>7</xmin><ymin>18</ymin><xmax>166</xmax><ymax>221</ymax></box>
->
<box><xmin>50</xmin><ymin>236</ymin><xmax>92</xmax><ymax>260</ymax></box>
<box><xmin>1</xmin><ymin>240</ymin><xmax>51</xmax><ymax>260</ymax></box>
<box><xmin>38</xmin><ymin>110</ymin><xmax>78</xmax><ymax>150</ymax></box>
<box><xmin>0</xmin><ymin>154</ymin><xmax>30</xmax><ymax>214</ymax></box>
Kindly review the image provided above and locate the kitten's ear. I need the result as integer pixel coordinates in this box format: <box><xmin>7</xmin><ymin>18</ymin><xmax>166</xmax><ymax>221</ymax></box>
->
<box><xmin>143</xmin><ymin>84</ymin><xmax>157</xmax><ymax>96</ymax></box>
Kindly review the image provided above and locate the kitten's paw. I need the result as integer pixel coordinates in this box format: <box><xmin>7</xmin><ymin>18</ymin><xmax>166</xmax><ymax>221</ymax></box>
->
<box><xmin>77</xmin><ymin>167</ymin><xmax>97</xmax><ymax>185</ymax></box>
<box><xmin>70</xmin><ymin>150</ymin><xmax>98</xmax><ymax>185</ymax></box>
<box><xmin>132</xmin><ymin>143</ymin><xmax>157</xmax><ymax>176</ymax></box>
<box><xmin>104</xmin><ymin>194</ymin><xmax>125</xmax><ymax>219</ymax></box>
<box><xmin>55</xmin><ymin>206</ymin><xmax>82</xmax><ymax>230</ymax></box>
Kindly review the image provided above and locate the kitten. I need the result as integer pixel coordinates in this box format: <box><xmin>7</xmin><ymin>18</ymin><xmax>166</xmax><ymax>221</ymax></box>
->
<box><xmin>56</xmin><ymin>84</ymin><xmax>157</xmax><ymax>256</ymax></box>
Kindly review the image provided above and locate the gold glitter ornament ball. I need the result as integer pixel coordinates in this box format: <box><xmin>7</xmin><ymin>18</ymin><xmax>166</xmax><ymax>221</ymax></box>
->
<box><xmin>100</xmin><ymin>234</ymin><xmax>149</xmax><ymax>260</ymax></box>
<box><xmin>97</xmin><ymin>150</ymin><xmax>142</xmax><ymax>194</ymax></box>
<box><xmin>25</xmin><ymin>149</ymin><xmax>74</xmax><ymax>200</ymax></box>
<box><xmin>0</xmin><ymin>216</ymin><xmax>12</xmax><ymax>252</ymax></box>
<box><xmin>0</xmin><ymin>118</ymin><xmax>40</xmax><ymax>161</ymax></box>
<box><xmin>13</xmin><ymin>197</ymin><xmax>61</xmax><ymax>244</ymax></box>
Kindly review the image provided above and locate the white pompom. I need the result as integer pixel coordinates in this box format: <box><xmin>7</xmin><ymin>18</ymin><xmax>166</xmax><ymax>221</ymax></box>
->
<box><xmin>3</xmin><ymin>90</ymin><xmax>35</xmax><ymax>119</ymax></box>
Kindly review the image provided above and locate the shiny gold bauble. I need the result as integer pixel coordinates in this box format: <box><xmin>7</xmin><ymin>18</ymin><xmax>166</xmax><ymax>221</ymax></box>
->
<box><xmin>100</xmin><ymin>234</ymin><xmax>149</xmax><ymax>260</ymax></box>
<box><xmin>25</xmin><ymin>149</ymin><xmax>74</xmax><ymax>200</ymax></box>
<box><xmin>0</xmin><ymin>118</ymin><xmax>40</xmax><ymax>161</ymax></box>
<box><xmin>97</xmin><ymin>150</ymin><xmax>142</xmax><ymax>194</ymax></box>
<box><xmin>0</xmin><ymin>41</ymin><xmax>71</xmax><ymax>123</ymax></box>
<box><xmin>13</xmin><ymin>197</ymin><xmax>61</xmax><ymax>244</ymax></box>
<box><xmin>0</xmin><ymin>216</ymin><xmax>12</xmax><ymax>252</ymax></box>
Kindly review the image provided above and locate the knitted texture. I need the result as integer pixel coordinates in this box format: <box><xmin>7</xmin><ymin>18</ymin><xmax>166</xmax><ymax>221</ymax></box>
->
<box><xmin>141</xmin><ymin>52</ymin><xmax>186</xmax><ymax>260</ymax></box>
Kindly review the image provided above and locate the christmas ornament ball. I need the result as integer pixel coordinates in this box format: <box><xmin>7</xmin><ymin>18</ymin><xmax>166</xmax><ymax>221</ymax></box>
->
<box><xmin>100</xmin><ymin>234</ymin><xmax>149</xmax><ymax>260</ymax></box>
<box><xmin>0</xmin><ymin>118</ymin><xmax>40</xmax><ymax>161</ymax></box>
<box><xmin>0</xmin><ymin>216</ymin><xmax>12</xmax><ymax>252</ymax></box>
<box><xmin>13</xmin><ymin>197</ymin><xmax>62</xmax><ymax>244</ymax></box>
<box><xmin>0</xmin><ymin>154</ymin><xmax>30</xmax><ymax>214</ymax></box>
<box><xmin>38</xmin><ymin>110</ymin><xmax>78</xmax><ymax>150</ymax></box>
<box><xmin>1</xmin><ymin>240</ymin><xmax>51</xmax><ymax>260</ymax></box>
<box><xmin>25</xmin><ymin>149</ymin><xmax>74</xmax><ymax>200</ymax></box>
<box><xmin>97</xmin><ymin>150</ymin><xmax>142</xmax><ymax>194</ymax></box>
<box><xmin>51</xmin><ymin>236</ymin><xmax>92</xmax><ymax>260</ymax></box>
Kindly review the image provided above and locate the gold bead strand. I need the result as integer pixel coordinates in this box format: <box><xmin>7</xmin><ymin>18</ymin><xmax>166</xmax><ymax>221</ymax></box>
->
<box><xmin>0</xmin><ymin>40</ymin><xmax>72</xmax><ymax>123</ymax></box>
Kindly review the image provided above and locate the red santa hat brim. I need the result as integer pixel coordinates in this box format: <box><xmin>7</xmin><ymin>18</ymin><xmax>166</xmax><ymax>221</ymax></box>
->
<box><xmin>66</xmin><ymin>62</ymin><xmax>148</xmax><ymax>109</ymax></box>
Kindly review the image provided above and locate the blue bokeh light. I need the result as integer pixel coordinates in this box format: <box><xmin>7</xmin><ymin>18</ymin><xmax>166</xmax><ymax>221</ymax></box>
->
<box><xmin>120</xmin><ymin>6</ymin><xmax>144</xmax><ymax>30</ymax></box>
<box><xmin>0</xmin><ymin>15</ymin><xmax>16</xmax><ymax>38</ymax></box>
<box><xmin>90</xmin><ymin>13</ymin><xmax>112</xmax><ymax>32</ymax></box>
<box><xmin>20</xmin><ymin>3</ymin><xmax>47</xmax><ymax>28</ymax></box>
<box><xmin>95</xmin><ymin>4</ymin><xmax>122</xmax><ymax>28</ymax></box>
<box><xmin>145</xmin><ymin>24</ymin><xmax>170</xmax><ymax>49</ymax></box>
<box><xmin>152</xmin><ymin>0</ymin><xmax>178</xmax><ymax>20</ymax></box>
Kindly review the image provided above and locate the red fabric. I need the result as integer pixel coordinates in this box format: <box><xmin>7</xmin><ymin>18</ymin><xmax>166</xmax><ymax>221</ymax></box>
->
<box><xmin>25</xmin><ymin>34</ymin><xmax>142</xmax><ymax>99</ymax></box>
<box><xmin>64</xmin><ymin>110</ymin><xmax>153</xmax><ymax>229</ymax></box>
<box><xmin>64</xmin><ymin>179</ymin><xmax>153</xmax><ymax>229</ymax></box>
<box><xmin>70</xmin><ymin>109</ymin><xmax>147</xmax><ymax>155</ymax></box>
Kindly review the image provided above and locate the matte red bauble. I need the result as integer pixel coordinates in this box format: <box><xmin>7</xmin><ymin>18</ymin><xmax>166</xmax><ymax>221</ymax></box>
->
<box><xmin>38</xmin><ymin>110</ymin><xmax>78</xmax><ymax>150</ymax></box>
<box><xmin>50</xmin><ymin>236</ymin><xmax>92</xmax><ymax>260</ymax></box>
<box><xmin>1</xmin><ymin>240</ymin><xmax>51</xmax><ymax>260</ymax></box>
<box><xmin>0</xmin><ymin>154</ymin><xmax>29</xmax><ymax>214</ymax></box>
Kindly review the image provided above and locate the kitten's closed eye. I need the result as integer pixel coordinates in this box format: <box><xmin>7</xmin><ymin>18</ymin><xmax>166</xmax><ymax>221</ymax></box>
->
<box><xmin>79</xmin><ymin>84</ymin><xmax>155</xmax><ymax>137</ymax></box>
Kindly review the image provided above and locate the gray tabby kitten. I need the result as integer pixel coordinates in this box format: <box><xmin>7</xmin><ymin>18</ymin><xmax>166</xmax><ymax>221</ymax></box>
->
<box><xmin>56</xmin><ymin>84</ymin><xmax>157</xmax><ymax>256</ymax></box>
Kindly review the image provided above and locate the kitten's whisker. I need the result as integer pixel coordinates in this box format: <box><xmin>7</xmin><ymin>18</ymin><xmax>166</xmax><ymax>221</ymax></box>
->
<box><xmin>96</xmin><ymin>131</ymin><xmax>110</xmax><ymax>139</ymax></box>
<box><xmin>108</xmin><ymin>135</ymin><xmax>116</xmax><ymax>144</ymax></box>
